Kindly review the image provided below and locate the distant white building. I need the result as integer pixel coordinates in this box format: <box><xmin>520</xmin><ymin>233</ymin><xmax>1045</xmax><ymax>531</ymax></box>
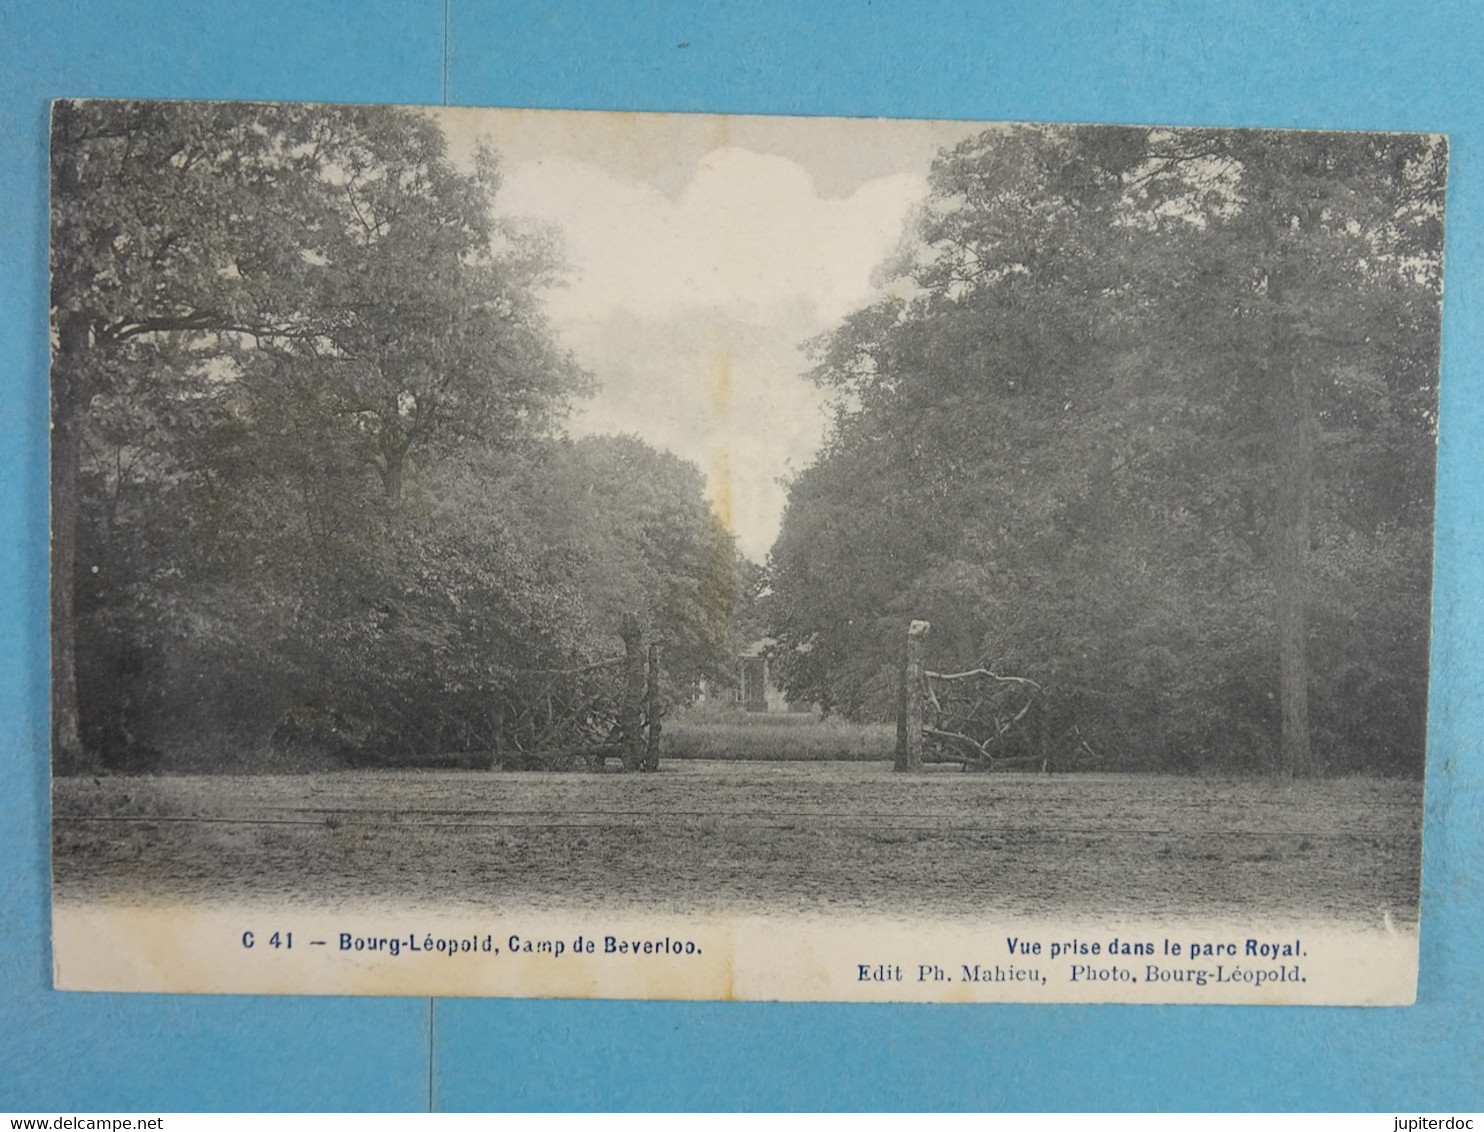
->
<box><xmin>693</xmin><ymin>637</ymin><xmax>799</xmax><ymax>712</ymax></box>
<box><xmin>735</xmin><ymin>638</ymin><xmax>789</xmax><ymax>712</ymax></box>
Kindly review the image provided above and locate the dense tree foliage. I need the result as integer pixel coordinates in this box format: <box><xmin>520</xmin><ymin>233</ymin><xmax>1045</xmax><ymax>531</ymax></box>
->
<box><xmin>53</xmin><ymin>101</ymin><xmax>735</xmax><ymax>772</ymax></box>
<box><xmin>767</xmin><ymin>125</ymin><xmax>1443</xmax><ymax>775</ymax></box>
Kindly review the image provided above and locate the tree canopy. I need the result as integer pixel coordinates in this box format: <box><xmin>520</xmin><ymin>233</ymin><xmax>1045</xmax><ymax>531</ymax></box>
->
<box><xmin>766</xmin><ymin>124</ymin><xmax>1443</xmax><ymax>775</ymax></box>
<box><xmin>52</xmin><ymin>100</ymin><xmax>736</xmax><ymax>772</ymax></box>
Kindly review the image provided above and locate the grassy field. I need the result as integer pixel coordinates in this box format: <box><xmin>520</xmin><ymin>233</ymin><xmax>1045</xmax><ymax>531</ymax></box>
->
<box><xmin>53</xmin><ymin>761</ymin><xmax>1421</xmax><ymax>924</ymax></box>
<box><xmin>663</xmin><ymin>708</ymin><xmax>895</xmax><ymax>761</ymax></box>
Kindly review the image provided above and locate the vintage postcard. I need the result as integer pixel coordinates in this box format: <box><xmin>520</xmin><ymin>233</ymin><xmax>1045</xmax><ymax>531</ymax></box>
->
<box><xmin>49</xmin><ymin>101</ymin><xmax>1442</xmax><ymax>1002</ymax></box>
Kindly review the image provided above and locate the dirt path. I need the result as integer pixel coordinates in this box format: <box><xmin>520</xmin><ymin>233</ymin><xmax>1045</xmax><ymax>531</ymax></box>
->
<box><xmin>53</xmin><ymin>762</ymin><xmax>1422</xmax><ymax>923</ymax></box>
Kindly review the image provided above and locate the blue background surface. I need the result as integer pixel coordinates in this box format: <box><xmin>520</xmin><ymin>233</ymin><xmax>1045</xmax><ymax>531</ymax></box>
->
<box><xmin>2</xmin><ymin>0</ymin><xmax>1480</xmax><ymax>1112</ymax></box>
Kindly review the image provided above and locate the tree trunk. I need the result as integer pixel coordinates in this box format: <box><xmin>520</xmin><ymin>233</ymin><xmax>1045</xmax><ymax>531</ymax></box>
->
<box><xmin>1270</xmin><ymin>262</ymin><xmax>1316</xmax><ymax>777</ymax></box>
<box><xmin>895</xmin><ymin>619</ymin><xmax>929</xmax><ymax>773</ymax></box>
<box><xmin>50</xmin><ymin>106</ymin><xmax>94</xmax><ymax>774</ymax></box>
<box><xmin>380</xmin><ymin>443</ymin><xmax>406</xmax><ymax>504</ymax></box>
<box><xmin>620</xmin><ymin>614</ymin><xmax>644</xmax><ymax>772</ymax></box>
<box><xmin>51</xmin><ymin>311</ymin><xmax>92</xmax><ymax>774</ymax></box>
<box><xmin>644</xmin><ymin>642</ymin><xmax>661</xmax><ymax>771</ymax></box>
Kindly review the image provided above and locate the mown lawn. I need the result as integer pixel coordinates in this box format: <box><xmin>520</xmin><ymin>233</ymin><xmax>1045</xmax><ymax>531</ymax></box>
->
<box><xmin>663</xmin><ymin>708</ymin><xmax>895</xmax><ymax>761</ymax></box>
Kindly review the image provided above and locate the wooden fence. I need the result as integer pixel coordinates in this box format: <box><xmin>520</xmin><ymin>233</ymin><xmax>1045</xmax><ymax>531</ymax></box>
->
<box><xmin>496</xmin><ymin>613</ymin><xmax>663</xmax><ymax>772</ymax></box>
<box><xmin>895</xmin><ymin>618</ymin><xmax>1050</xmax><ymax>773</ymax></box>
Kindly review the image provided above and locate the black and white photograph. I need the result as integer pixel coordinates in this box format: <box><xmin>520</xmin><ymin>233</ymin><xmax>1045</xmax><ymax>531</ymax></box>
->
<box><xmin>49</xmin><ymin>101</ymin><xmax>1444</xmax><ymax>1002</ymax></box>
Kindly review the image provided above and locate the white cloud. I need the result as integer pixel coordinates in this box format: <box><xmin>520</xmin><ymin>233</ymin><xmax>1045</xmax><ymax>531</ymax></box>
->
<box><xmin>557</xmin><ymin>307</ymin><xmax>831</xmax><ymax>561</ymax></box>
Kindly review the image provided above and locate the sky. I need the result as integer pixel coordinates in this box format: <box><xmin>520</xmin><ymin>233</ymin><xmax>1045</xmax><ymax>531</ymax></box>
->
<box><xmin>436</xmin><ymin>108</ymin><xmax>984</xmax><ymax>560</ymax></box>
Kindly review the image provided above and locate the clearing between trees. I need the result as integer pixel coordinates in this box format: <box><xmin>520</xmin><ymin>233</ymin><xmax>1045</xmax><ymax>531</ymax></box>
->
<box><xmin>53</xmin><ymin>762</ymin><xmax>1420</xmax><ymax>924</ymax></box>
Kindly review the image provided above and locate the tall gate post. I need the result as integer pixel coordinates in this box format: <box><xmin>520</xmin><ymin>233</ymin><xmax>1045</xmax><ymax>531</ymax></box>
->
<box><xmin>644</xmin><ymin>642</ymin><xmax>662</xmax><ymax>771</ymax></box>
<box><xmin>895</xmin><ymin>619</ymin><xmax>930</xmax><ymax>772</ymax></box>
<box><xmin>620</xmin><ymin>614</ymin><xmax>645</xmax><ymax>771</ymax></box>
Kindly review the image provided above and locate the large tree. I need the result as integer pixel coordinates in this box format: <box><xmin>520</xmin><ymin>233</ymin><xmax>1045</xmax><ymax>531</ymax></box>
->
<box><xmin>1128</xmin><ymin>128</ymin><xmax>1446</xmax><ymax>773</ymax></box>
<box><xmin>767</xmin><ymin>124</ymin><xmax>1443</xmax><ymax>774</ymax></box>
<box><xmin>52</xmin><ymin>100</ymin><xmax>337</xmax><ymax>771</ymax></box>
<box><xmin>52</xmin><ymin>101</ymin><xmax>591</xmax><ymax>771</ymax></box>
<box><xmin>532</xmin><ymin>434</ymin><xmax>739</xmax><ymax>687</ymax></box>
